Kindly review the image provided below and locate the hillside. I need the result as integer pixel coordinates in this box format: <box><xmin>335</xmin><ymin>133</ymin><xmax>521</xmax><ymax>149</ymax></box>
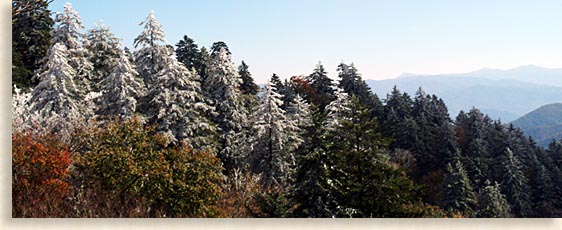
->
<box><xmin>511</xmin><ymin>103</ymin><xmax>562</xmax><ymax>147</ymax></box>
<box><xmin>367</xmin><ymin>66</ymin><xmax>562</xmax><ymax>122</ymax></box>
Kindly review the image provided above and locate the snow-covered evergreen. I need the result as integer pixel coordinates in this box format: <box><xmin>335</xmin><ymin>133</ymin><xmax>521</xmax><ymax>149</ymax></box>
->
<box><xmin>324</xmin><ymin>90</ymin><xmax>352</xmax><ymax>131</ymax></box>
<box><xmin>51</xmin><ymin>2</ymin><xmax>93</xmax><ymax>93</ymax></box>
<box><xmin>144</xmin><ymin>54</ymin><xmax>215</xmax><ymax>147</ymax></box>
<box><xmin>12</xmin><ymin>85</ymin><xmax>31</xmax><ymax>131</ymax></box>
<box><xmin>250</xmin><ymin>81</ymin><xmax>302</xmax><ymax>186</ymax></box>
<box><xmin>287</xmin><ymin>94</ymin><xmax>312</xmax><ymax>129</ymax></box>
<box><xmin>133</xmin><ymin>10</ymin><xmax>170</xmax><ymax>87</ymax></box>
<box><xmin>97</xmin><ymin>51</ymin><xmax>145</xmax><ymax>119</ymax></box>
<box><xmin>29</xmin><ymin>43</ymin><xmax>83</xmax><ymax>120</ymax></box>
<box><xmin>85</xmin><ymin>22</ymin><xmax>122</xmax><ymax>91</ymax></box>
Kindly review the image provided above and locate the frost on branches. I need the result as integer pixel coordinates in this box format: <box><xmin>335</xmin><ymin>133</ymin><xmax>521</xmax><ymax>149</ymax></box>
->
<box><xmin>287</xmin><ymin>94</ymin><xmax>312</xmax><ymax>129</ymax></box>
<box><xmin>12</xmin><ymin>85</ymin><xmax>31</xmax><ymax>131</ymax></box>
<box><xmin>85</xmin><ymin>22</ymin><xmax>122</xmax><ymax>91</ymax></box>
<box><xmin>133</xmin><ymin>10</ymin><xmax>170</xmax><ymax>87</ymax></box>
<box><xmin>97</xmin><ymin>51</ymin><xmax>145</xmax><ymax>119</ymax></box>
<box><xmin>51</xmin><ymin>2</ymin><xmax>93</xmax><ymax>92</ymax></box>
<box><xmin>249</xmin><ymin>81</ymin><xmax>302</xmax><ymax>186</ymax></box>
<box><xmin>144</xmin><ymin>54</ymin><xmax>216</xmax><ymax>148</ymax></box>
<box><xmin>324</xmin><ymin>90</ymin><xmax>352</xmax><ymax>131</ymax></box>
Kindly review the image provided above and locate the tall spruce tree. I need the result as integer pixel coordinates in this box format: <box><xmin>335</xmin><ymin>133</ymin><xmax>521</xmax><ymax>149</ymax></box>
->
<box><xmin>307</xmin><ymin>62</ymin><xmax>335</xmax><ymax>112</ymax></box>
<box><xmin>238</xmin><ymin>61</ymin><xmax>259</xmax><ymax>95</ymax></box>
<box><xmin>442</xmin><ymin>159</ymin><xmax>477</xmax><ymax>217</ymax></box>
<box><xmin>337</xmin><ymin>62</ymin><xmax>383</xmax><ymax>118</ymax></box>
<box><xmin>50</xmin><ymin>2</ymin><xmax>93</xmax><ymax>93</ymax></box>
<box><xmin>500</xmin><ymin>148</ymin><xmax>532</xmax><ymax>217</ymax></box>
<box><xmin>85</xmin><ymin>22</ymin><xmax>122</xmax><ymax>91</ymax></box>
<box><xmin>133</xmin><ymin>10</ymin><xmax>170</xmax><ymax>87</ymax></box>
<box><xmin>249</xmin><ymin>81</ymin><xmax>302</xmax><ymax>186</ymax></box>
<box><xmin>175</xmin><ymin>35</ymin><xmax>202</xmax><ymax>72</ymax></box>
<box><xmin>476</xmin><ymin>180</ymin><xmax>511</xmax><ymax>218</ymax></box>
<box><xmin>12</xmin><ymin>0</ymin><xmax>54</xmax><ymax>89</ymax></box>
<box><xmin>97</xmin><ymin>51</ymin><xmax>145</xmax><ymax>119</ymax></box>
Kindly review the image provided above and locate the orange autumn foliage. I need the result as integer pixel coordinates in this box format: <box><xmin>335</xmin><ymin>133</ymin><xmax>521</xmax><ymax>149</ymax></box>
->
<box><xmin>12</xmin><ymin>131</ymin><xmax>73</xmax><ymax>217</ymax></box>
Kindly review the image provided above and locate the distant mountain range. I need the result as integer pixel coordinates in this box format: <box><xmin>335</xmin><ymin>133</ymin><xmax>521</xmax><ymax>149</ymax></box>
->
<box><xmin>366</xmin><ymin>65</ymin><xmax>562</xmax><ymax>122</ymax></box>
<box><xmin>511</xmin><ymin>103</ymin><xmax>562</xmax><ymax>147</ymax></box>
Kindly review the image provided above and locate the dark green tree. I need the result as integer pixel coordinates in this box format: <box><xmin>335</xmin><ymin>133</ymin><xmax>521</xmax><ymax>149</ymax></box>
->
<box><xmin>175</xmin><ymin>35</ymin><xmax>207</xmax><ymax>77</ymax></box>
<box><xmin>500</xmin><ymin>148</ymin><xmax>532</xmax><ymax>217</ymax></box>
<box><xmin>238</xmin><ymin>61</ymin><xmax>259</xmax><ymax>95</ymax></box>
<box><xmin>476</xmin><ymin>180</ymin><xmax>511</xmax><ymax>218</ymax></box>
<box><xmin>337</xmin><ymin>62</ymin><xmax>383</xmax><ymax>118</ymax></box>
<box><xmin>307</xmin><ymin>62</ymin><xmax>335</xmax><ymax>112</ymax></box>
<box><xmin>210</xmin><ymin>41</ymin><xmax>230</xmax><ymax>57</ymax></box>
<box><xmin>12</xmin><ymin>0</ymin><xmax>54</xmax><ymax>89</ymax></box>
<box><xmin>442</xmin><ymin>159</ymin><xmax>477</xmax><ymax>217</ymax></box>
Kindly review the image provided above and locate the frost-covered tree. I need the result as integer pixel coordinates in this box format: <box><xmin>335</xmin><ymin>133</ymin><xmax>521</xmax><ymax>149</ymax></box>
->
<box><xmin>85</xmin><ymin>22</ymin><xmax>122</xmax><ymax>91</ymax></box>
<box><xmin>12</xmin><ymin>85</ymin><xmax>32</xmax><ymax>131</ymax></box>
<box><xmin>144</xmin><ymin>54</ymin><xmax>215</xmax><ymax>148</ymax></box>
<box><xmin>50</xmin><ymin>2</ymin><xmax>93</xmax><ymax>92</ymax></box>
<box><xmin>204</xmin><ymin>46</ymin><xmax>247</xmax><ymax>170</ymax></box>
<box><xmin>250</xmin><ymin>81</ymin><xmax>302</xmax><ymax>186</ymax></box>
<box><xmin>324</xmin><ymin>90</ymin><xmax>352</xmax><ymax>131</ymax></box>
<box><xmin>442</xmin><ymin>159</ymin><xmax>477</xmax><ymax>217</ymax></box>
<box><xmin>476</xmin><ymin>180</ymin><xmax>511</xmax><ymax>218</ymax></box>
<box><xmin>29</xmin><ymin>43</ymin><xmax>83</xmax><ymax>120</ymax></box>
<box><xmin>287</xmin><ymin>94</ymin><xmax>312</xmax><ymax>129</ymax></box>
<box><xmin>133</xmin><ymin>10</ymin><xmax>170</xmax><ymax>87</ymax></box>
<box><xmin>500</xmin><ymin>148</ymin><xmax>532</xmax><ymax>217</ymax></box>
<box><xmin>97</xmin><ymin>51</ymin><xmax>145</xmax><ymax>119</ymax></box>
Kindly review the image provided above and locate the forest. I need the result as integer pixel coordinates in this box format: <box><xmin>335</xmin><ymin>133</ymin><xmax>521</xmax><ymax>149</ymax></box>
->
<box><xmin>11</xmin><ymin>1</ymin><xmax>562</xmax><ymax>218</ymax></box>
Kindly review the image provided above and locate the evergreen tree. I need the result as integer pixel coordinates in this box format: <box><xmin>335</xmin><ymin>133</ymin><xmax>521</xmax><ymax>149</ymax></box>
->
<box><xmin>12</xmin><ymin>0</ymin><xmax>54</xmax><ymax>89</ymax></box>
<box><xmin>325</xmin><ymin>95</ymin><xmax>423</xmax><ymax>217</ymax></box>
<box><xmin>476</xmin><ymin>180</ymin><xmax>511</xmax><ymax>218</ymax></box>
<box><xmin>204</xmin><ymin>46</ymin><xmax>247</xmax><ymax>171</ymax></box>
<box><xmin>210</xmin><ymin>41</ymin><xmax>230</xmax><ymax>57</ymax></box>
<box><xmin>144</xmin><ymin>54</ymin><xmax>216</xmax><ymax>147</ymax></box>
<box><xmin>133</xmin><ymin>10</ymin><xmax>170</xmax><ymax>87</ymax></box>
<box><xmin>29</xmin><ymin>43</ymin><xmax>83</xmax><ymax>121</ymax></box>
<box><xmin>337</xmin><ymin>62</ymin><xmax>383</xmax><ymax>118</ymax></box>
<box><xmin>97</xmin><ymin>51</ymin><xmax>145</xmax><ymax>119</ymax></box>
<box><xmin>85</xmin><ymin>22</ymin><xmax>122</xmax><ymax>91</ymax></box>
<box><xmin>500</xmin><ymin>148</ymin><xmax>532</xmax><ymax>217</ymax></box>
<box><xmin>287</xmin><ymin>94</ymin><xmax>312</xmax><ymax>129</ymax></box>
<box><xmin>442</xmin><ymin>159</ymin><xmax>477</xmax><ymax>217</ymax></box>
<box><xmin>238</xmin><ymin>61</ymin><xmax>259</xmax><ymax>95</ymax></box>
<box><xmin>175</xmin><ymin>35</ymin><xmax>202</xmax><ymax>71</ymax></box>
<box><xmin>249</xmin><ymin>81</ymin><xmax>302</xmax><ymax>186</ymax></box>
<box><xmin>50</xmin><ymin>2</ymin><xmax>93</xmax><ymax>93</ymax></box>
<box><xmin>307</xmin><ymin>62</ymin><xmax>335</xmax><ymax>112</ymax></box>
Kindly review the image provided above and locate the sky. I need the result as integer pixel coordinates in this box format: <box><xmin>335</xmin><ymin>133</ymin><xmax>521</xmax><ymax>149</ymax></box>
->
<box><xmin>48</xmin><ymin>0</ymin><xmax>562</xmax><ymax>83</ymax></box>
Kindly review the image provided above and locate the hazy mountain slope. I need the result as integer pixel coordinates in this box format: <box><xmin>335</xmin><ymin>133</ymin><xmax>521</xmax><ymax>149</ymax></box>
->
<box><xmin>366</xmin><ymin>66</ymin><xmax>562</xmax><ymax>121</ymax></box>
<box><xmin>512</xmin><ymin>103</ymin><xmax>562</xmax><ymax>147</ymax></box>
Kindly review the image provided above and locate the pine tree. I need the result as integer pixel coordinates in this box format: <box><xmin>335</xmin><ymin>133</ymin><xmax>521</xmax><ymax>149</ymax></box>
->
<box><xmin>238</xmin><ymin>61</ymin><xmax>259</xmax><ymax>95</ymax></box>
<box><xmin>175</xmin><ymin>35</ymin><xmax>202</xmax><ymax>71</ymax></box>
<box><xmin>249</xmin><ymin>81</ymin><xmax>302</xmax><ymax>186</ymax></box>
<box><xmin>85</xmin><ymin>22</ymin><xmax>122</xmax><ymax>91</ymax></box>
<box><xmin>29</xmin><ymin>43</ymin><xmax>83</xmax><ymax>122</ymax></box>
<box><xmin>144</xmin><ymin>54</ymin><xmax>216</xmax><ymax>147</ymax></box>
<box><xmin>500</xmin><ymin>148</ymin><xmax>532</xmax><ymax>217</ymax></box>
<box><xmin>307</xmin><ymin>62</ymin><xmax>335</xmax><ymax>112</ymax></box>
<box><xmin>337</xmin><ymin>62</ymin><xmax>382</xmax><ymax>118</ymax></box>
<box><xmin>97</xmin><ymin>51</ymin><xmax>145</xmax><ymax>119</ymax></box>
<box><xmin>12</xmin><ymin>0</ymin><xmax>54</xmax><ymax>89</ymax></box>
<box><xmin>50</xmin><ymin>2</ymin><xmax>93</xmax><ymax>93</ymax></box>
<box><xmin>287</xmin><ymin>94</ymin><xmax>312</xmax><ymax>129</ymax></box>
<box><xmin>133</xmin><ymin>10</ymin><xmax>170</xmax><ymax>87</ymax></box>
<box><xmin>204</xmin><ymin>46</ymin><xmax>246</xmax><ymax>170</ymax></box>
<box><xmin>442</xmin><ymin>159</ymin><xmax>477</xmax><ymax>217</ymax></box>
<box><xmin>210</xmin><ymin>41</ymin><xmax>230</xmax><ymax>57</ymax></box>
<box><xmin>476</xmin><ymin>180</ymin><xmax>511</xmax><ymax>218</ymax></box>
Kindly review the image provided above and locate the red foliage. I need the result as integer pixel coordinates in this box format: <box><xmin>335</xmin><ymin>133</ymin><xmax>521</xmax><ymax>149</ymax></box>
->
<box><xmin>12</xmin><ymin>131</ymin><xmax>73</xmax><ymax>217</ymax></box>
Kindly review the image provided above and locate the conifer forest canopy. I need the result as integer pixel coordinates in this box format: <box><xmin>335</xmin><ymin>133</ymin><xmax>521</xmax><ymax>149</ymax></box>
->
<box><xmin>11</xmin><ymin>1</ymin><xmax>562</xmax><ymax>218</ymax></box>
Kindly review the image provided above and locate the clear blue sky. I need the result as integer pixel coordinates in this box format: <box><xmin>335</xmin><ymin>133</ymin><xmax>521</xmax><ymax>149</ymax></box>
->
<box><xmin>49</xmin><ymin>0</ymin><xmax>562</xmax><ymax>83</ymax></box>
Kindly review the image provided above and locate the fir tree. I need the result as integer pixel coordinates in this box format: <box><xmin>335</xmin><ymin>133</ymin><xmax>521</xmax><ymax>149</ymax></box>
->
<box><xmin>175</xmin><ymin>35</ymin><xmax>202</xmax><ymax>71</ymax></box>
<box><xmin>97</xmin><ymin>51</ymin><xmax>145</xmax><ymax>119</ymax></box>
<box><xmin>337</xmin><ymin>62</ymin><xmax>382</xmax><ymax>118</ymax></box>
<box><xmin>29</xmin><ymin>43</ymin><xmax>83</xmax><ymax>121</ymax></box>
<box><xmin>307</xmin><ymin>62</ymin><xmax>335</xmax><ymax>112</ymax></box>
<box><xmin>85</xmin><ymin>22</ymin><xmax>122</xmax><ymax>91</ymax></box>
<box><xmin>238</xmin><ymin>61</ymin><xmax>259</xmax><ymax>95</ymax></box>
<box><xmin>249</xmin><ymin>81</ymin><xmax>302</xmax><ymax>186</ymax></box>
<box><xmin>442</xmin><ymin>159</ymin><xmax>477</xmax><ymax>217</ymax></box>
<box><xmin>500</xmin><ymin>148</ymin><xmax>532</xmax><ymax>217</ymax></box>
<box><xmin>210</xmin><ymin>41</ymin><xmax>230</xmax><ymax>57</ymax></box>
<box><xmin>12</xmin><ymin>0</ymin><xmax>54</xmax><ymax>89</ymax></box>
<box><xmin>476</xmin><ymin>180</ymin><xmax>511</xmax><ymax>218</ymax></box>
<box><xmin>50</xmin><ymin>2</ymin><xmax>93</xmax><ymax>93</ymax></box>
<box><xmin>133</xmin><ymin>10</ymin><xmax>170</xmax><ymax>87</ymax></box>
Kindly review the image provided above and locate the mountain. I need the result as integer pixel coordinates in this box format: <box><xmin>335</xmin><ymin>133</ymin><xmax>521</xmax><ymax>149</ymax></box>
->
<box><xmin>511</xmin><ymin>103</ymin><xmax>562</xmax><ymax>147</ymax></box>
<box><xmin>366</xmin><ymin>66</ymin><xmax>562</xmax><ymax>122</ymax></box>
